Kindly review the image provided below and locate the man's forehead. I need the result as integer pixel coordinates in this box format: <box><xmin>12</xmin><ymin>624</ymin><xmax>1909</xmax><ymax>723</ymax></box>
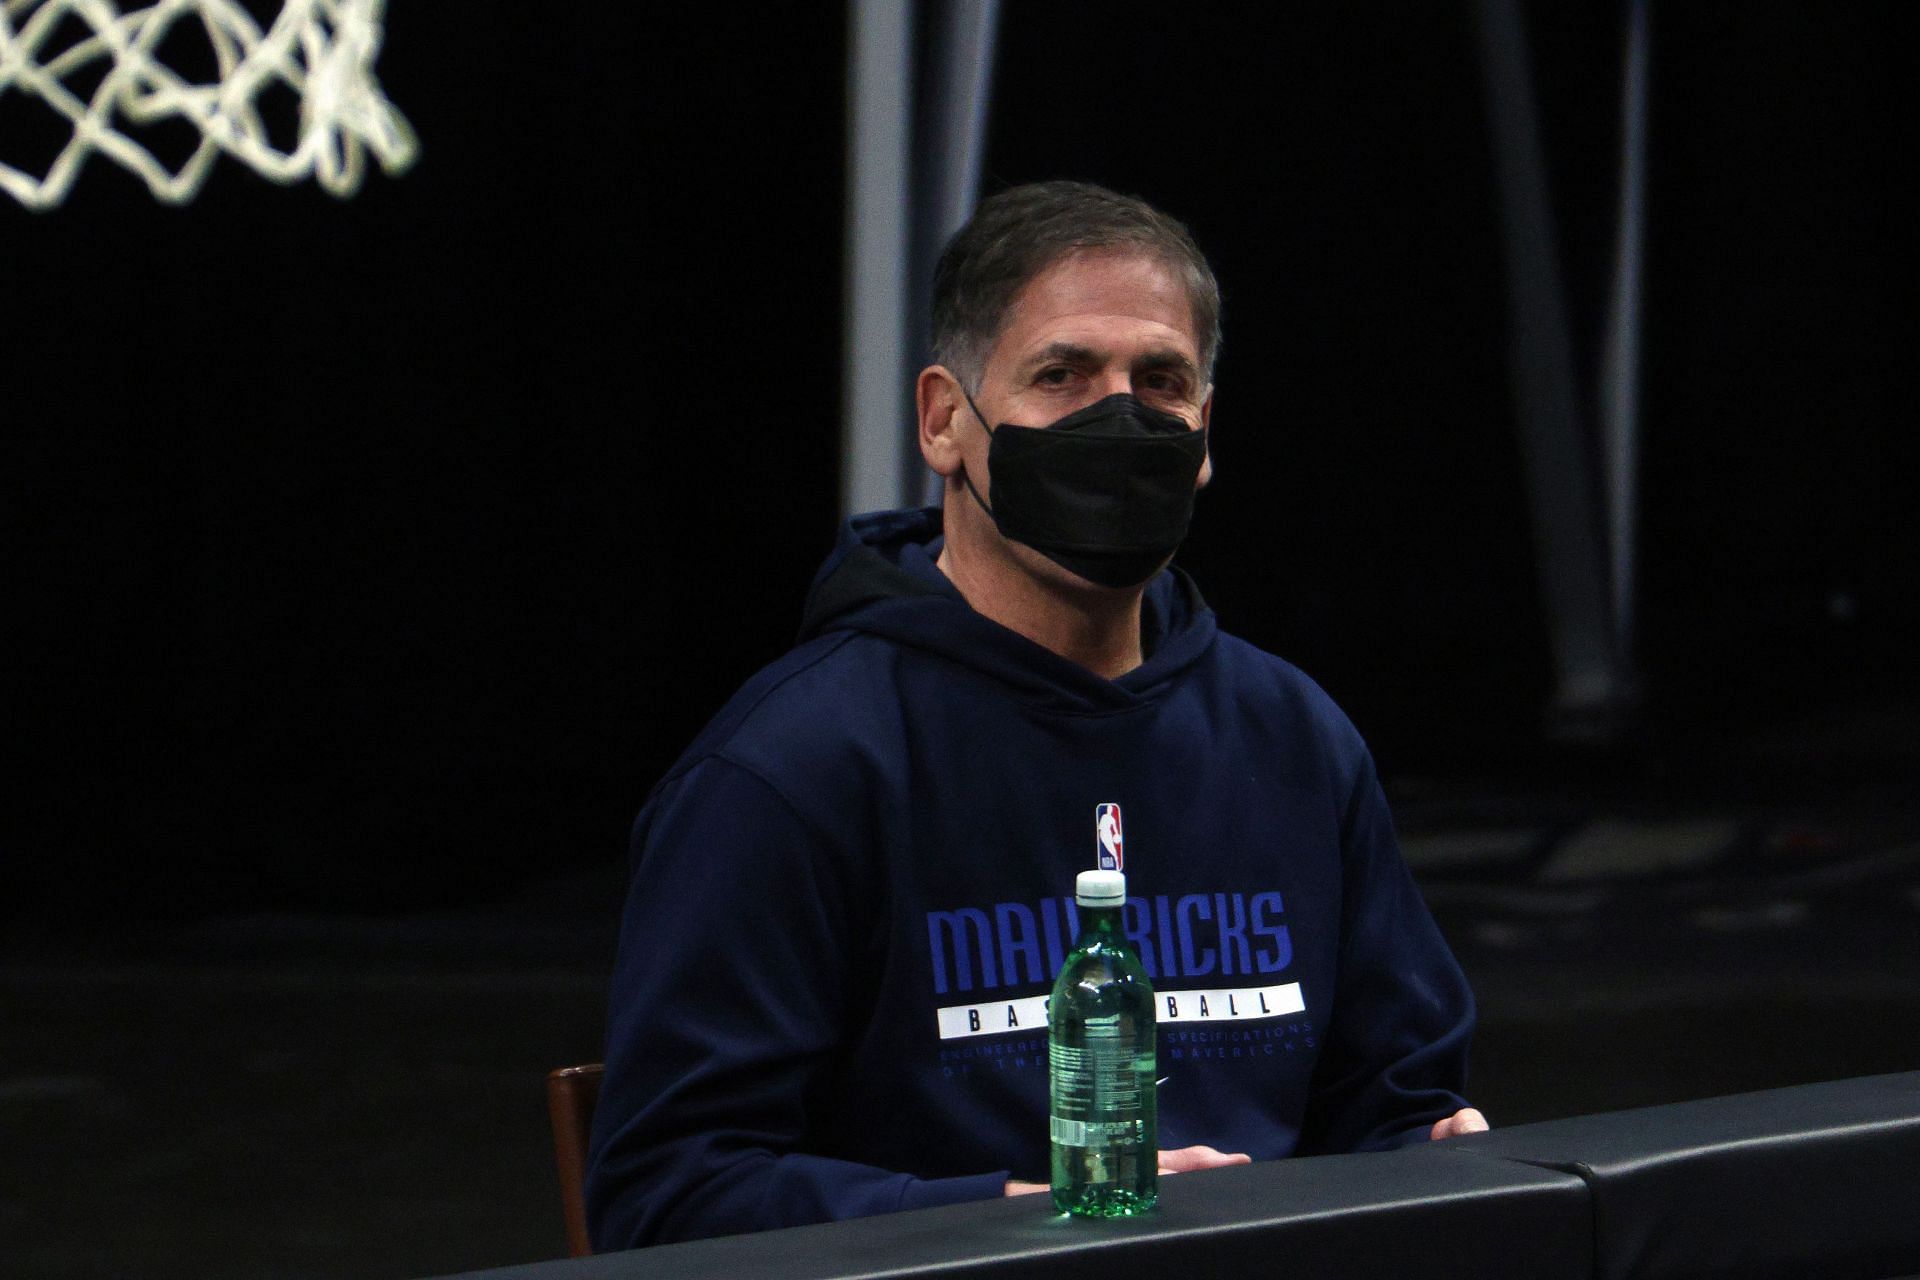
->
<box><xmin>995</xmin><ymin>251</ymin><xmax>1202</xmax><ymax>362</ymax></box>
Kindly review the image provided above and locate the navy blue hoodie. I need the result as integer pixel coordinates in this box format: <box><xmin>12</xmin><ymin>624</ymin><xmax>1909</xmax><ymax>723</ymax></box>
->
<box><xmin>586</xmin><ymin>509</ymin><xmax>1474</xmax><ymax>1250</ymax></box>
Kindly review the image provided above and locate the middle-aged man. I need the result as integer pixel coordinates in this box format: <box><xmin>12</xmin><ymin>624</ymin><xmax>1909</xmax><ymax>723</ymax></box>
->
<box><xmin>587</xmin><ymin>180</ymin><xmax>1485</xmax><ymax>1251</ymax></box>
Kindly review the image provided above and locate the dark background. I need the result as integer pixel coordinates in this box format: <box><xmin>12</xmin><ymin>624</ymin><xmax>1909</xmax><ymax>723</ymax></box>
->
<box><xmin>2</xmin><ymin>3</ymin><xmax>1912</xmax><ymax>1277</ymax></box>
<box><xmin>4</xmin><ymin>4</ymin><xmax>1907</xmax><ymax>916</ymax></box>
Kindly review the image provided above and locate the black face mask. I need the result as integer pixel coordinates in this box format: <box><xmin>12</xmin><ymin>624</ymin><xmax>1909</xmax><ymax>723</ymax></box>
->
<box><xmin>960</xmin><ymin>389</ymin><xmax>1209</xmax><ymax>589</ymax></box>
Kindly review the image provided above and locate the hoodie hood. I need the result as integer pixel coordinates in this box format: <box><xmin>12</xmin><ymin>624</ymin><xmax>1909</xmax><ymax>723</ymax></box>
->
<box><xmin>798</xmin><ymin>508</ymin><xmax>1216</xmax><ymax>714</ymax></box>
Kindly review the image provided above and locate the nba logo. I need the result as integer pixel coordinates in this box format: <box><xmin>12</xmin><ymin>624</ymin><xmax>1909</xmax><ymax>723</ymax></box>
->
<box><xmin>1095</xmin><ymin>803</ymin><xmax>1124</xmax><ymax>871</ymax></box>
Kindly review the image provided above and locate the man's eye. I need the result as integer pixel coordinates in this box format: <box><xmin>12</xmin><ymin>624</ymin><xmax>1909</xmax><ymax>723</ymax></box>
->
<box><xmin>1036</xmin><ymin>367</ymin><xmax>1073</xmax><ymax>385</ymax></box>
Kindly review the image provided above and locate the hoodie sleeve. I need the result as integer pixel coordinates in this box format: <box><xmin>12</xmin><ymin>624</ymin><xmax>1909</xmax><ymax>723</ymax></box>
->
<box><xmin>585</xmin><ymin>755</ymin><xmax>1007</xmax><ymax>1250</ymax></box>
<box><xmin>1295</xmin><ymin>748</ymin><xmax>1476</xmax><ymax>1154</ymax></box>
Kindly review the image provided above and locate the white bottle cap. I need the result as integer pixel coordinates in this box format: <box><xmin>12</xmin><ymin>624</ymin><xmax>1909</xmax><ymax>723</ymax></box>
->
<box><xmin>1075</xmin><ymin>869</ymin><xmax>1126</xmax><ymax>906</ymax></box>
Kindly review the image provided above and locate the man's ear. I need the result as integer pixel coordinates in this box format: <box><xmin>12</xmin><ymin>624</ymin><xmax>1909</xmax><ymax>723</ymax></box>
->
<box><xmin>1196</xmin><ymin>387</ymin><xmax>1215</xmax><ymax>489</ymax></box>
<box><xmin>917</xmin><ymin>365</ymin><xmax>966</xmax><ymax>477</ymax></box>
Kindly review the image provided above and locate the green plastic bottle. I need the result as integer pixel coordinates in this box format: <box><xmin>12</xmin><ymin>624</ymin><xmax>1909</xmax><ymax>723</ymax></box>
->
<box><xmin>1048</xmin><ymin>869</ymin><xmax>1157</xmax><ymax>1216</ymax></box>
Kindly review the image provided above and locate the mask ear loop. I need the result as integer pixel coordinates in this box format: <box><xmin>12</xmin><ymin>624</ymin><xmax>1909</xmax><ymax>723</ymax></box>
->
<box><xmin>956</xmin><ymin>383</ymin><xmax>998</xmax><ymax>520</ymax></box>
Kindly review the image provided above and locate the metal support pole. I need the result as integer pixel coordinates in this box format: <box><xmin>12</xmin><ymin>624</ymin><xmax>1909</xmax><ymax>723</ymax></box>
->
<box><xmin>1600</xmin><ymin>0</ymin><xmax>1651</xmax><ymax>672</ymax></box>
<box><xmin>1474</xmin><ymin>0</ymin><xmax>1631</xmax><ymax>735</ymax></box>
<box><xmin>843</xmin><ymin>0</ymin><xmax>914</xmax><ymax>519</ymax></box>
<box><xmin>912</xmin><ymin>0</ymin><xmax>1002</xmax><ymax>506</ymax></box>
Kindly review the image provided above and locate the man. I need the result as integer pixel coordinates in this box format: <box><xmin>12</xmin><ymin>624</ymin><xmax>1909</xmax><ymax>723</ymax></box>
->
<box><xmin>586</xmin><ymin>180</ymin><xmax>1484</xmax><ymax>1251</ymax></box>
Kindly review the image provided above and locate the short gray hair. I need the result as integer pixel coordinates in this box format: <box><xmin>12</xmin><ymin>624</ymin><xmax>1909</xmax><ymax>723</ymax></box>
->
<box><xmin>930</xmin><ymin>180</ymin><xmax>1222</xmax><ymax>392</ymax></box>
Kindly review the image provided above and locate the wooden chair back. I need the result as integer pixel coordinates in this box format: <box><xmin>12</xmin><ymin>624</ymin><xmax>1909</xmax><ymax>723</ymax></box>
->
<box><xmin>545</xmin><ymin>1063</ymin><xmax>605</xmax><ymax>1257</ymax></box>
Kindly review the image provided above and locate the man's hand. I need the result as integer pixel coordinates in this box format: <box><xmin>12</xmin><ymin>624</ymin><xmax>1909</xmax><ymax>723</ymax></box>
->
<box><xmin>1006</xmin><ymin>1145</ymin><xmax>1252</xmax><ymax>1195</ymax></box>
<box><xmin>1158</xmin><ymin>1144</ymin><xmax>1251</xmax><ymax>1173</ymax></box>
<box><xmin>1429</xmin><ymin>1107</ymin><xmax>1490</xmax><ymax>1140</ymax></box>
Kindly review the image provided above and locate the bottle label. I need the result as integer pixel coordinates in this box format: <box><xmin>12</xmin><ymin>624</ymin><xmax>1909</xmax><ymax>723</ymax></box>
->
<box><xmin>1049</xmin><ymin>1017</ymin><xmax>1149</xmax><ymax>1149</ymax></box>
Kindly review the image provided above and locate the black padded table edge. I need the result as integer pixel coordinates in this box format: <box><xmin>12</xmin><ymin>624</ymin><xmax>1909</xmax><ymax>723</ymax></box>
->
<box><xmin>1443</xmin><ymin>1071</ymin><xmax>1920</xmax><ymax>1280</ymax></box>
<box><xmin>433</xmin><ymin>1142</ymin><xmax>1589</xmax><ymax>1280</ymax></box>
<box><xmin>433</xmin><ymin>1074</ymin><xmax>1920</xmax><ymax>1280</ymax></box>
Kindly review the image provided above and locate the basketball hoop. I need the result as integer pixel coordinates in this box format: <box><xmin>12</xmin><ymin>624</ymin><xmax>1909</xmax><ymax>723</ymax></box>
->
<box><xmin>0</xmin><ymin>0</ymin><xmax>416</xmax><ymax>209</ymax></box>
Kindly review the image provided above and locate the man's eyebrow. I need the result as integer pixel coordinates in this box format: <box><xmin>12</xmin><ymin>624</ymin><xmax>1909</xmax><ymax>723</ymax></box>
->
<box><xmin>1018</xmin><ymin>343</ymin><xmax>1199</xmax><ymax>375</ymax></box>
<box><xmin>1135</xmin><ymin>350</ymin><xmax>1199</xmax><ymax>376</ymax></box>
<box><xmin>1019</xmin><ymin>341</ymin><xmax>1102</xmax><ymax>371</ymax></box>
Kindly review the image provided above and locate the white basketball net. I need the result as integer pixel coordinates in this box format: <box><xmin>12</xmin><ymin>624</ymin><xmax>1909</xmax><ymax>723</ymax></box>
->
<box><xmin>0</xmin><ymin>0</ymin><xmax>416</xmax><ymax>208</ymax></box>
